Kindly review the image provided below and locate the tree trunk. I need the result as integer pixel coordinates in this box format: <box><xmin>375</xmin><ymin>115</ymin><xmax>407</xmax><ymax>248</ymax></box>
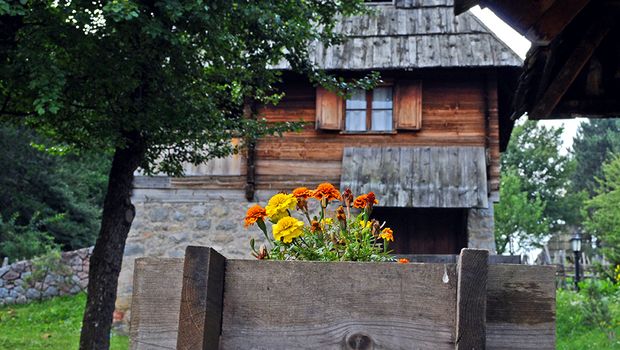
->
<box><xmin>79</xmin><ymin>132</ymin><xmax>145</xmax><ymax>350</ymax></box>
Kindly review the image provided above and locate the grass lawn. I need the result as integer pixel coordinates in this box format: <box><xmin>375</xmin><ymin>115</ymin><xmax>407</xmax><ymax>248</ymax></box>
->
<box><xmin>0</xmin><ymin>293</ymin><xmax>128</xmax><ymax>350</ymax></box>
<box><xmin>557</xmin><ymin>288</ymin><xmax>620</xmax><ymax>349</ymax></box>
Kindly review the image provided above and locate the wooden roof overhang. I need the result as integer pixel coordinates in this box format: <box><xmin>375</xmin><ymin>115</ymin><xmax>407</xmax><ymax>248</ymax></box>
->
<box><xmin>455</xmin><ymin>0</ymin><xmax>620</xmax><ymax>120</ymax></box>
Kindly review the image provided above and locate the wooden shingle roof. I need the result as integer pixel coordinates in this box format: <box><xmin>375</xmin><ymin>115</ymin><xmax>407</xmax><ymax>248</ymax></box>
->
<box><xmin>275</xmin><ymin>0</ymin><xmax>522</xmax><ymax>70</ymax></box>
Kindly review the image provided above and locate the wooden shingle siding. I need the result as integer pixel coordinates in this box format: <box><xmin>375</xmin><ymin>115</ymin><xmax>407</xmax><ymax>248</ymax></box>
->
<box><xmin>340</xmin><ymin>146</ymin><xmax>488</xmax><ymax>208</ymax></box>
<box><xmin>273</xmin><ymin>4</ymin><xmax>521</xmax><ymax>70</ymax></box>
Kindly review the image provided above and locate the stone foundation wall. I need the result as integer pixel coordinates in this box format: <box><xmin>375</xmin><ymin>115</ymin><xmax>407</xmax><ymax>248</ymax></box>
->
<box><xmin>115</xmin><ymin>189</ymin><xmax>274</xmax><ymax>328</ymax></box>
<box><xmin>0</xmin><ymin>247</ymin><xmax>91</xmax><ymax>306</ymax></box>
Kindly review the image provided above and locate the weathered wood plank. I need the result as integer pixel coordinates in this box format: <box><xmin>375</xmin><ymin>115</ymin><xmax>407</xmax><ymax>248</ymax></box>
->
<box><xmin>219</xmin><ymin>260</ymin><xmax>458</xmax><ymax>350</ymax></box>
<box><xmin>177</xmin><ymin>247</ymin><xmax>226</xmax><ymax>350</ymax></box>
<box><xmin>130</xmin><ymin>258</ymin><xmax>184</xmax><ymax>350</ymax></box>
<box><xmin>486</xmin><ymin>264</ymin><xmax>556</xmax><ymax>349</ymax></box>
<box><xmin>455</xmin><ymin>249</ymin><xmax>489</xmax><ymax>350</ymax></box>
<box><xmin>340</xmin><ymin>146</ymin><xmax>488</xmax><ymax>208</ymax></box>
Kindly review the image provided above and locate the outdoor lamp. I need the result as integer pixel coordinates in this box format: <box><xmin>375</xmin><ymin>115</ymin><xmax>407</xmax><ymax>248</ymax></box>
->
<box><xmin>570</xmin><ymin>231</ymin><xmax>582</xmax><ymax>291</ymax></box>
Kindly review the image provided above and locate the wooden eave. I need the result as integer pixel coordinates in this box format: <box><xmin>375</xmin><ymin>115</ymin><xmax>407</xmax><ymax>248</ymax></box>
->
<box><xmin>456</xmin><ymin>0</ymin><xmax>620</xmax><ymax>121</ymax></box>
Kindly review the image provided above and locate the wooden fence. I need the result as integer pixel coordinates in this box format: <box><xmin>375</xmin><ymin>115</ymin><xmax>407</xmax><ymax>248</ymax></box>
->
<box><xmin>130</xmin><ymin>247</ymin><xmax>555</xmax><ymax>350</ymax></box>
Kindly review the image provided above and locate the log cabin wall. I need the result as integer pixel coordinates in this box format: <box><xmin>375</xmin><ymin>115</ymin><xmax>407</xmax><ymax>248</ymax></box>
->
<box><xmin>255</xmin><ymin>69</ymin><xmax>501</xmax><ymax>197</ymax></box>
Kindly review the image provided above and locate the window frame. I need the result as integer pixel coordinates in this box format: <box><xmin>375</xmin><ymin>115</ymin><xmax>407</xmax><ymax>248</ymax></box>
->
<box><xmin>342</xmin><ymin>85</ymin><xmax>395</xmax><ymax>134</ymax></box>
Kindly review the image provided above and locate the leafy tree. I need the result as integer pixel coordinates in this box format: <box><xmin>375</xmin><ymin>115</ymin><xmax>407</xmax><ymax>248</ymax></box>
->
<box><xmin>585</xmin><ymin>154</ymin><xmax>620</xmax><ymax>267</ymax></box>
<box><xmin>494</xmin><ymin>169</ymin><xmax>548</xmax><ymax>254</ymax></box>
<box><xmin>0</xmin><ymin>1</ymin><xmax>374</xmax><ymax>348</ymax></box>
<box><xmin>572</xmin><ymin>119</ymin><xmax>620</xmax><ymax>195</ymax></box>
<box><xmin>0</xmin><ymin>124</ymin><xmax>110</xmax><ymax>253</ymax></box>
<box><xmin>0</xmin><ymin>212</ymin><xmax>60</xmax><ymax>262</ymax></box>
<box><xmin>501</xmin><ymin>120</ymin><xmax>580</xmax><ymax>232</ymax></box>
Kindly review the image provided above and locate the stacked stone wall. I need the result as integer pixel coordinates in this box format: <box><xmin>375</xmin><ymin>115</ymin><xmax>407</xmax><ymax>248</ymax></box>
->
<box><xmin>115</xmin><ymin>189</ymin><xmax>273</xmax><ymax>328</ymax></box>
<box><xmin>0</xmin><ymin>247</ymin><xmax>92</xmax><ymax>306</ymax></box>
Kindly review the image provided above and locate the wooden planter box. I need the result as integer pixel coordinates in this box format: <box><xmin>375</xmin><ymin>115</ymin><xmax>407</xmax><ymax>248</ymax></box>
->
<box><xmin>130</xmin><ymin>247</ymin><xmax>555</xmax><ymax>350</ymax></box>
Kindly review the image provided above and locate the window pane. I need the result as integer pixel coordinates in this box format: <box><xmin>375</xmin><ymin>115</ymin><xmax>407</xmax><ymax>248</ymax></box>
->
<box><xmin>346</xmin><ymin>89</ymin><xmax>367</xmax><ymax>109</ymax></box>
<box><xmin>371</xmin><ymin>109</ymin><xmax>392</xmax><ymax>131</ymax></box>
<box><xmin>372</xmin><ymin>87</ymin><xmax>392</xmax><ymax>109</ymax></box>
<box><xmin>346</xmin><ymin>110</ymin><xmax>366</xmax><ymax>131</ymax></box>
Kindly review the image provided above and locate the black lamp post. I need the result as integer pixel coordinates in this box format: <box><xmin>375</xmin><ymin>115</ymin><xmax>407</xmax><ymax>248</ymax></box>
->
<box><xmin>570</xmin><ymin>232</ymin><xmax>582</xmax><ymax>291</ymax></box>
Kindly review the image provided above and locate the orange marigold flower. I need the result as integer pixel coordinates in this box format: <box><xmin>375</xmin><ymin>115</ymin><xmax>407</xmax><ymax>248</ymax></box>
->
<box><xmin>379</xmin><ymin>227</ymin><xmax>394</xmax><ymax>242</ymax></box>
<box><xmin>244</xmin><ymin>205</ymin><xmax>267</xmax><ymax>227</ymax></box>
<box><xmin>353</xmin><ymin>192</ymin><xmax>379</xmax><ymax>209</ymax></box>
<box><xmin>353</xmin><ymin>194</ymin><xmax>367</xmax><ymax>209</ymax></box>
<box><xmin>398</xmin><ymin>258</ymin><xmax>410</xmax><ymax>264</ymax></box>
<box><xmin>313</xmin><ymin>183</ymin><xmax>341</xmax><ymax>201</ymax></box>
<box><xmin>366</xmin><ymin>192</ymin><xmax>378</xmax><ymax>205</ymax></box>
<box><xmin>292</xmin><ymin>187</ymin><xmax>314</xmax><ymax>199</ymax></box>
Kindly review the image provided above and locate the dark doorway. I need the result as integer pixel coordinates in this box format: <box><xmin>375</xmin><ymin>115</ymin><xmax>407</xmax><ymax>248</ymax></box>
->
<box><xmin>372</xmin><ymin>207</ymin><xmax>468</xmax><ymax>254</ymax></box>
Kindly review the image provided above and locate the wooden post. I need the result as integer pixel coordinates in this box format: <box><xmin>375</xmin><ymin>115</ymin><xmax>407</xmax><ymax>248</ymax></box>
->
<box><xmin>177</xmin><ymin>246</ymin><xmax>226</xmax><ymax>350</ymax></box>
<box><xmin>455</xmin><ymin>248</ymin><xmax>489</xmax><ymax>350</ymax></box>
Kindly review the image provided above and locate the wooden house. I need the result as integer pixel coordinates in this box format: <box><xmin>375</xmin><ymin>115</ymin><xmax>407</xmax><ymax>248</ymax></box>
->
<box><xmin>117</xmin><ymin>0</ymin><xmax>523</xmax><ymax>326</ymax></box>
<box><xmin>130</xmin><ymin>0</ymin><xmax>522</xmax><ymax>256</ymax></box>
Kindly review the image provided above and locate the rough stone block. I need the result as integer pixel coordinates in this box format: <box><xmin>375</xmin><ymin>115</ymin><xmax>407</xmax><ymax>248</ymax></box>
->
<box><xmin>173</xmin><ymin>211</ymin><xmax>186</xmax><ymax>222</ymax></box>
<box><xmin>148</xmin><ymin>207</ymin><xmax>170</xmax><ymax>222</ymax></box>
<box><xmin>190</xmin><ymin>205</ymin><xmax>207</xmax><ymax>217</ymax></box>
<box><xmin>26</xmin><ymin>288</ymin><xmax>41</xmax><ymax>299</ymax></box>
<box><xmin>124</xmin><ymin>243</ymin><xmax>145</xmax><ymax>256</ymax></box>
<box><xmin>4</xmin><ymin>297</ymin><xmax>15</xmax><ymax>305</ymax></box>
<box><xmin>0</xmin><ymin>287</ymin><xmax>8</xmax><ymax>298</ymax></box>
<box><xmin>210</xmin><ymin>206</ymin><xmax>229</xmax><ymax>217</ymax></box>
<box><xmin>195</xmin><ymin>220</ymin><xmax>212</xmax><ymax>230</ymax></box>
<box><xmin>43</xmin><ymin>286</ymin><xmax>59</xmax><ymax>298</ymax></box>
<box><xmin>216</xmin><ymin>220</ymin><xmax>237</xmax><ymax>231</ymax></box>
<box><xmin>16</xmin><ymin>295</ymin><xmax>27</xmax><ymax>304</ymax></box>
<box><xmin>2</xmin><ymin>269</ymin><xmax>20</xmax><ymax>281</ymax></box>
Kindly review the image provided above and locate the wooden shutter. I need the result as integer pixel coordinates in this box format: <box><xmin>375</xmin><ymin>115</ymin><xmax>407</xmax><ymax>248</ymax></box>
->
<box><xmin>315</xmin><ymin>87</ymin><xmax>343</xmax><ymax>130</ymax></box>
<box><xmin>394</xmin><ymin>81</ymin><xmax>422</xmax><ymax>130</ymax></box>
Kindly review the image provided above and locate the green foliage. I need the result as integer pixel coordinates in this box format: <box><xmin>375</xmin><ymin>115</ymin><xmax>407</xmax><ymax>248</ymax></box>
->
<box><xmin>0</xmin><ymin>293</ymin><xmax>128</xmax><ymax>350</ymax></box>
<box><xmin>496</xmin><ymin>120</ymin><xmax>581</xmax><ymax>253</ymax></box>
<box><xmin>556</xmin><ymin>280</ymin><xmax>620</xmax><ymax>349</ymax></box>
<box><xmin>572</xmin><ymin>119</ymin><xmax>620</xmax><ymax>196</ymax></box>
<box><xmin>0</xmin><ymin>0</ymin><xmax>376</xmax><ymax>176</ymax></box>
<box><xmin>502</xmin><ymin>121</ymin><xmax>580</xmax><ymax>229</ymax></box>
<box><xmin>494</xmin><ymin>169</ymin><xmax>548</xmax><ymax>254</ymax></box>
<box><xmin>0</xmin><ymin>124</ymin><xmax>110</xmax><ymax>256</ymax></box>
<box><xmin>0</xmin><ymin>212</ymin><xmax>60</xmax><ymax>263</ymax></box>
<box><xmin>585</xmin><ymin>154</ymin><xmax>620</xmax><ymax>267</ymax></box>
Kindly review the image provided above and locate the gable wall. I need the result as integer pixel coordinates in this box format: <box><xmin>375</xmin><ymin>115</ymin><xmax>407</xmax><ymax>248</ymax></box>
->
<box><xmin>255</xmin><ymin>69</ymin><xmax>500</xmax><ymax>195</ymax></box>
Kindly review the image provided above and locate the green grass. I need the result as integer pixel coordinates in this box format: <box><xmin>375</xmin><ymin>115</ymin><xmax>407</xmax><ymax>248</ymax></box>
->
<box><xmin>557</xmin><ymin>287</ymin><xmax>620</xmax><ymax>349</ymax></box>
<box><xmin>0</xmin><ymin>293</ymin><xmax>128</xmax><ymax>350</ymax></box>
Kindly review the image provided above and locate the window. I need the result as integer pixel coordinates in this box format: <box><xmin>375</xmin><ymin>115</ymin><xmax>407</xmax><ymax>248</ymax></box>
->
<box><xmin>315</xmin><ymin>81</ymin><xmax>421</xmax><ymax>132</ymax></box>
<box><xmin>345</xmin><ymin>87</ymin><xmax>393</xmax><ymax>132</ymax></box>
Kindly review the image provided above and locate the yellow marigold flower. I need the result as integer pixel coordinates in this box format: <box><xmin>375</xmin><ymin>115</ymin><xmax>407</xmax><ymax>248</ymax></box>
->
<box><xmin>244</xmin><ymin>205</ymin><xmax>267</xmax><ymax>228</ymax></box>
<box><xmin>265</xmin><ymin>193</ymin><xmax>297</xmax><ymax>222</ymax></box>
<box><xmin>272</xmin><ymin>216</ymin><xmax>304</xmax><ymax>243</ymax></box>
<box><xmin>380</xmin><ymin>227</ymin><xmax>394</xmax><ymax>242</ymax></box>
<box><xmin>322</xmin><ymin>218</ymin><xmax>333</xmax><ymax>225</ymax></box>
